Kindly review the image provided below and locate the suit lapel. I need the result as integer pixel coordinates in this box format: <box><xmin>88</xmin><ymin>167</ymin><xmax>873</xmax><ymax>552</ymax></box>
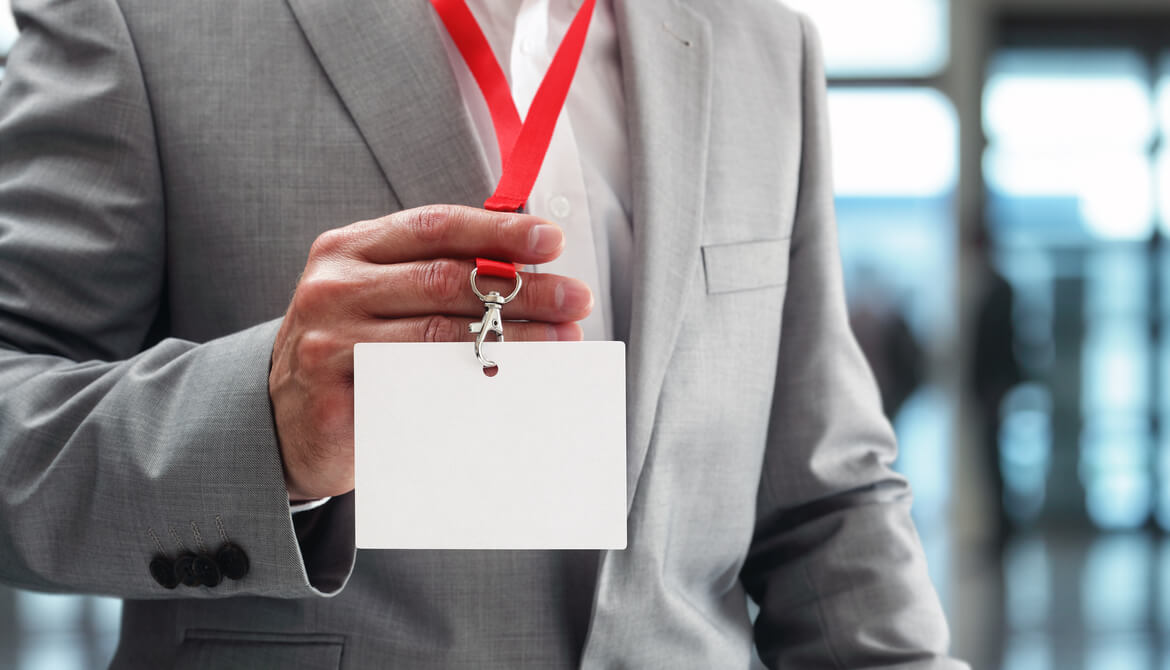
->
<box><xmin>578</xmin><ymin>5</ymin><xmax>713</xmax><ymax>662</ymax></box>
<box><xmin>615</xmin><ymin>0</ymin><xmax>713</xmax><ymax>512</ymax></box>
<box><xmin>283</xmin><ymin>0</ymin><xmax>493</xmax><ymax>208</ymax></box>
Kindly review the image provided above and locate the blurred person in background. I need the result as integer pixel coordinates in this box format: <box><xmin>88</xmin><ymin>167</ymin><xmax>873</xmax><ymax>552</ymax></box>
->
<box><xmin>849</xmin><ymin>264</ymin><xmax>927</xmax><ymax>421</ymax></box>
<box><xmin>969</xmin><ymin>227</ymin><xmax>1022</xmax><ymax>546</ymax></box>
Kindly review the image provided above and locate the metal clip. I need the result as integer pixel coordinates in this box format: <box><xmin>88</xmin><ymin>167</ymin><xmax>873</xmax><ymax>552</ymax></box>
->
<box><xmin>468</xmin><ymin>268</ymin><xmax>522</xmax><ymax>368</ymax></box>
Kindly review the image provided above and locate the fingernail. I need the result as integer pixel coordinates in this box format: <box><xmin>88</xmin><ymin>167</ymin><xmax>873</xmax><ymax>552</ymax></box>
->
<box><xmin>554</xmin><ymin>281</ymin><xmax>592</xmax><ymax>313</ymax></box>
<box><xmin>529</xmin><ymin>224</ymin><xmax>562</xmax><ymax>255</ymax></box>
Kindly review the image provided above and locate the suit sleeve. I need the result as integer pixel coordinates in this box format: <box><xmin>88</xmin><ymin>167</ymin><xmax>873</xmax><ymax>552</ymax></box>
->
<box><xmin>739</xmin><ymin>15</ymin><xmax>967</xmax><ymax>669</ymax></box>
<box><xmin>0</xmin><ymin>0</ymin><xmax>353</xmax><ymax>597</ymax></box>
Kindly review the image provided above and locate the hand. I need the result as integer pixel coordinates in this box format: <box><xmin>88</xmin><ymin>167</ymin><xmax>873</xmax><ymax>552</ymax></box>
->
<box><xmin>269</xmin><ymin>205</ymin><xmax>593</xmax><ymax>500</ymax></box>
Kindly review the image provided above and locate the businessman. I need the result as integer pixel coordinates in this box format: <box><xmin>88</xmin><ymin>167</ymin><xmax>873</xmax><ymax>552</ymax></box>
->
<box><xmin>0</xmin><ymin>0</ymin><xmax>966</xmax><ymax>667</ymax></box>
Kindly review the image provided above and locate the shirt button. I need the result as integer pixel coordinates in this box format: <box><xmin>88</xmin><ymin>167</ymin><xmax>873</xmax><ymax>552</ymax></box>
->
<box><xmin>549</xmin><ymin>195</ymin><xmax>572</xmax><ymax>218</ymax></box>
<box><xmin>520</xmin><ymin>39</ymin><xmax>540</xmax><ymax>56</ymax></box>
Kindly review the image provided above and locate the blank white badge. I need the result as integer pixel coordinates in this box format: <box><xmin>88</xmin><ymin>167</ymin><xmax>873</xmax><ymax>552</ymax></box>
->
<box><xmin>354</xmin><ymin>341</ymin><xmax>627</xmax><ymax>550</ymax></box>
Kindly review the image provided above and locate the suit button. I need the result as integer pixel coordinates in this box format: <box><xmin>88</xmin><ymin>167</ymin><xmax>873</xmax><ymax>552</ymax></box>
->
<box><xmin>191</xmin><ymin>554</ymin><xmax>223</xmax><ymax>587</ymax></box>
<box><xmin>149</xmin><ymin>555</ymin><xmax>178</xmax><ymax>589</ymax></box>
<box><xmin>174</xmin><ymin>553</ymin><xmax>200</xmax><ymax>587</ymax></box>
<box><xmin>216</xmin><ymin>543</ymin><xmax>250</xmax><ymax>580</ymax></box>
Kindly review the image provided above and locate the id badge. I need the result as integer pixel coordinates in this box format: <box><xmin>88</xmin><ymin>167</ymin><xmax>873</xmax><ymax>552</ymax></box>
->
<box><xmin>354</xmin><ymin>341</ymin><xmax>626</xmax><ymax>550</ymax></box>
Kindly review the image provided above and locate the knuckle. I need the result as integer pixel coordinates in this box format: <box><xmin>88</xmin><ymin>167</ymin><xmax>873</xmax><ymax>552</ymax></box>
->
<box><xmin>514</xmin><ymin>276</ymin><xmax>557</xmax><ymax>319</ymax></box>
<box><xmin>291</xmin><ymin>276</ymin><xmax>324</xmax><ymax>313</ymax></box>
<box><xmin>420</xmin><ymin>315</ymin><xmax>459</xmax><ymax>343</ymax></box>
<box><xmin>309</xmin><ymin>228</ymin><xmax>349</xmax><ymax>258</ymax></box>
<box><xmin>417</xmin><ymin>259</ymin><xmax>463</xmax><ymax>306</ymax></box>
<box><xmin>406</xmin><ymin>205</ymin><xmax>454</xmax><ymax>245</ymax></box>
<box><xmin>294</xmin><ymin>272</ymin><xmax>356</xmax><ymax>314</ymax></box>
<box><xmin>294</xmin><ymin>329</ymin><xmax>337</xmax><ymax>371</ymax></box>
<box><xmin>521</xmin><ymin>276</ymin><xmax>550</xmax><ymax>311</ymax></box>
<box><xmin>491</xmin><ymin>213</ymin><xmax>519</xmax><ymax>247</ymax></box>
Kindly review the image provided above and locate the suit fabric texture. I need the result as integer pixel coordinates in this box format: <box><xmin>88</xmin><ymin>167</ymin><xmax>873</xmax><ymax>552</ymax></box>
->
<box><xmin>0</xmin><ymin>0</ymin><xmax>967</xmax><ymax>667</ymax></box>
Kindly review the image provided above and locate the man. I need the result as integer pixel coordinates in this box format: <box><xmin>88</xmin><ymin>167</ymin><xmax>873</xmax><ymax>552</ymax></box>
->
<box><xmin>0</xmin><ymin>0</ymin><xmax>966</xmax><ymax>667</ymax></box>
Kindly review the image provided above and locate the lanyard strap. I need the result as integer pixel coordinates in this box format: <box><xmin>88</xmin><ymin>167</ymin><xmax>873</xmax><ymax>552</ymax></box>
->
<box><xmin>431</xmin><ymin>0</ymin><xmax>597</xmax><ymax>278</ymax></box>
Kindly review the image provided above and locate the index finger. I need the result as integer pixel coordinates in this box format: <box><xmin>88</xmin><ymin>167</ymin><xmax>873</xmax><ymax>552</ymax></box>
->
<box><xmin>332</xmin><ymin>205</ymin><xmax>565</xmax><ymax>266</ymax></box>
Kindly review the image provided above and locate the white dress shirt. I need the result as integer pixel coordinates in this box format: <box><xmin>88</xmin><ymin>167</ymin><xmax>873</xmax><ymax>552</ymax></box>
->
<box><xmin>438</xmin><ymin>0</ymin><xmax>633</xmax><ymax>342</ymax></box>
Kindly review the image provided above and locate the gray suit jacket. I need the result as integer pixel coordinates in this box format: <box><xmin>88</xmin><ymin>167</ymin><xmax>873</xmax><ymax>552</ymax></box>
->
<box><xmin>0</xmin><ymin>0</ymin><xmax>967</xmax><ymax>667</ymax></box>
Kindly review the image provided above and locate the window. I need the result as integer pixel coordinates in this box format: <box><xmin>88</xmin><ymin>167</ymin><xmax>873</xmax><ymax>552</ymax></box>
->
<box><xmin>785</xmin><ymin>0</ymin><xmax>950</xmax><ymax>78</ymax></box>
<box><xmin>985</xmin><ymin>49</ymin><xmax>1155</xmax><ymax>244</ymax></box>
<box><xmin>985</xmin><ymin>40</ymin><xmax>1170</xmax><ymax>530</ymax></box>
<box><xmin>0</xmin><ymin>0</ymin><xmax>14</xmax><ymax>74</ymax></box>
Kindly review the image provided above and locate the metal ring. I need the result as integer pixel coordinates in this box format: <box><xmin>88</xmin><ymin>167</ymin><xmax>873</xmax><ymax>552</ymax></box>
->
<box><xmin>469</xmin><ymin>268</ymin><xmax>523</xmax><ymax>303</ymax></box>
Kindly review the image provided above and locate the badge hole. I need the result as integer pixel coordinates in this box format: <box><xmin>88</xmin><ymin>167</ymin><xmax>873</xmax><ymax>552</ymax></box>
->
<box><xmin>483</xmin><ymin>365</ymin><xmax>500</xmax><ymax>378</ymax></box>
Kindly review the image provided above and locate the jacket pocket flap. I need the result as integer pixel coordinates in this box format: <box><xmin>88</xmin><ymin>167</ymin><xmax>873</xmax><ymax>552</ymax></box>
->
<box><xmin>701</xmin><ymin>238</ymin><xmax>790</xmax><ymax>294</ymax></box>
<box><xmin>177</xmin><ymin>630</ymin><xmax>344</xmax><ymax>670</ymax></box>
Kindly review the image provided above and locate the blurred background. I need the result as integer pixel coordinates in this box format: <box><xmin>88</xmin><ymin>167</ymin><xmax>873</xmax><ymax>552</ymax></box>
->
<box><xmin>1</xmin><ymin>0</ymin><xmax>1168</xmax><ymax>668</ymax></box>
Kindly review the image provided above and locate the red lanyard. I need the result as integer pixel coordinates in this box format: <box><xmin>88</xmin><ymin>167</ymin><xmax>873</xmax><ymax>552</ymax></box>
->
<box><xmin>430</xmin><ymin>0</ymin><xmax>597</xmax><ymax>279</ymax></box>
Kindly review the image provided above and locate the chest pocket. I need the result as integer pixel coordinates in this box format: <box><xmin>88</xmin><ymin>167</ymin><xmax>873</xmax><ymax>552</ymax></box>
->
<box><xmin>701</xmin><ymin>238</ymin><xmax>791</xmax><ymax>295</ymax></box>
